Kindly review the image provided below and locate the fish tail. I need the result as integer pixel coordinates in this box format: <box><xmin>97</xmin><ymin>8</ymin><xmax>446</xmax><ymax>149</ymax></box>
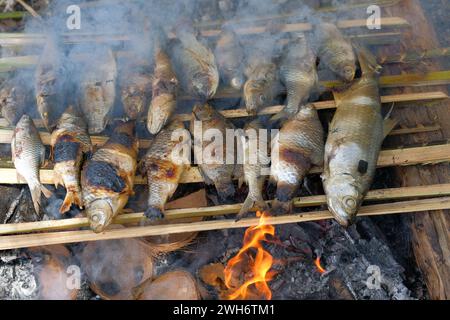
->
<box><xmin>236</xmin><ymin>193</ymin><xmax>269</xmax><ymax>221</ymax></box>
<box><xmin>60</xmin><ymin>190</ymin><xmax>83</xmax><ymax>214</ymax></box>
<box><xmin>30</xmin><ymin>183</ymin><xmax>52</xmax><ymax>215</ymax></box>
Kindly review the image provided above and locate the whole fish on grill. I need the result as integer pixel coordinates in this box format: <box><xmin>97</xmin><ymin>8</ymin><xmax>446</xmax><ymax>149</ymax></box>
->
<box><xmin>170</xmin><ymin>26</ymin><xmax>219</xmax><ymax>100</ymax></box>
<box><xmin>0</xmin><ymin>78</ymin><xmax>28</xmax><ymax>126</ymax></box>
<box><xmin>271</xmin><ymin>34</ymin><xmax>318</xmax><ymax>121</ymax></box>
<box><xmin>190</xmin><ymin>103</ymin><xmax>238</xmax><ymax>202</ymax></box>
<box><xmin>215</xmin><ymin>27</ymin><xmax>245</xmax><ymax>90</ymax></box>
<box><xmin>270</xmin><ymin>104</ymin><xmax>324</xmax><ymax>214</ymax></box>
<box><xmin>236</xmin><ymin>119</ymin><xmax>269</xmax><ymax>221</ymax></box>
<box><xmin>321</xmin><ymin>47</ymin><xmax>396</xmax><ymax>227</ymax></box>
<box><xmin>147</xmin><ymin>41</ymin><xmax>178</xmax><ymax>135</ymax></box>
<box><xmin>244</xmin><ymin>54</ymin><xmax>281</xmax><ymax>115</ymax></box>
<box><xmin>81</xmin><ymin>121</ymin><xmax>138</xmax><ymax>232</ymax></box>
<box><xmin>140</xmin><ymin>120</ymin><xmax>190</xmax><ymax>221</ymax></box>
<box><xmin>79</xmin><ymin>48</ymin><xmax>117</xmax><ymax>134</ymax></box>
<box><xmin>12</xmin><ymin>114</ymin><xmax>52</xmax><ymax>215</ymax></box>
<box><xmin>35</xmin><ymin>37</ymin><xmax>67</xmax><ymax>131</ymax></box>
<box><xmin>314</xmin><ymin>23</ymin><xmax>356</xmax><ymax>82</ymax></box>
<box><xmin>51</xmin><ymin>106</ymin><xmax>92</xmax><ymax>214</ymax></box>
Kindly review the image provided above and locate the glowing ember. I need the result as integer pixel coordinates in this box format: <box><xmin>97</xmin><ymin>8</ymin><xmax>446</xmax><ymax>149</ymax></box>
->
<box><xmin>314</xmin><ymin>256</ymin><xmax>326</xmax><ymax>274</ymax></box>
<box><xmin>224</xmin><ymin>211</ymin><xmax>275</xmax><ymax>300</ymax></box>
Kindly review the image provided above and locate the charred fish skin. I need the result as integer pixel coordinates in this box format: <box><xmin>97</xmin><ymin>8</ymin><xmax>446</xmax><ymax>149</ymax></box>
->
<box><xmin>81</xmin><ymin>121</ymin><xmax>138</xmax><ymax>233</ymax></box>
<box><xmin>215</xmin><ymin>28</ymin><xmax>245</xmax><ymax>90</ymax></box>
<box><xmin>51</xmin><ymin>106</ymin><xmax>92</xmax><ymax>214</ymax></box>
<box><xmin>236</xmin><ymin>119</ymin><xmax>269</xmax><ymax>221</ymax></box>
<box><xmin>35</xmin><ymin>37</ymin><xmax>67</xmax><ymax>131</ymax></box>
<box><xmin>244</xmin><ymin>55</ymin><xmax>280</xmax><ymax>115</ymax></box>
<box><xmin>12</xmin><ymin>114</ymin><xmax>52</xmax><ymax>215</ymax></box>
<box><xmin>270</xmin><ymin>104</ymin><xmax>324</xmax><ymax>215</ymax></box>
<box><xmin>322</xmin><ymin>48</ymin><xmax>385</xmax><ymax>227</ymax></box>
<box><xmin>314</xmin><ymin>23</ymin><xmax>356</xmax><ymax>82</ymax></box>
<box><xmin>147</xmin><ymin>47</ymin><xmax>179</xmax><ymax>135</ymax></box>
<box><xmin>170</xmin><ymin>27</ymin><xmax>219</xmax><ymax>100</ymax></box>
<box><xmin>80</xmin><ymin>48</ymin><xmax>117</xmax><ymax>134</ymax></box>
<box><xmin>141</xmin><ymin>120</ymin><xmax>190</xmax><ymax>221</ymax></box>
<box><xmin>274</xmin><ymin>34</ymin><xmax>318</xmax><ymax>120</ymax></box>
<box><xmin>0</xmin><ymin>79</ymin><xmax>28</xmax><ymax>126</ymax></box>
<box><xmin>190</xmin><ymin>103</ymin><xmax>237</xmax><ymax>202</ymax></box>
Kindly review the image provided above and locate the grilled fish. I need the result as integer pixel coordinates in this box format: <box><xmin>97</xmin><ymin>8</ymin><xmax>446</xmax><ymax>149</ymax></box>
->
<box><xmin>314</xmin><ymin>23</ymin><xmax>356</xmax><ymax>82</ymax></box>
<box><xmin>215</xmin><ymin>28</ymin><xmax>245</xmax><ymax>90</ymax></box>
<box><xmin>236</xmin><ymin>119</ymin><xmax>269</xmax><ymax>221</ymax></box>
<box><xmin>147</xmin><ymin>48</ymin><xmax>178</xmax><ymax>135</ymax></box>
<box><xmin>0</xmin><ymin>79</ymin><xmax>28</xmax><ymax>126</ymax></box>
<box><xmin>80</xmin><ymin>48</ymin><xmax>117</xmax><ymax>134</ymax></box>
<box><xmin>35</xmin><ymin>37</ymin><xmax>67</xmax><ymax>131</ymax></box>
<box><xmin>190</xmin><ymin>103</ymin><xmax>237</xmax><ymax>202</ymax></box>
<box><xmin>322</xmin><ymin>47</ymin><xmax>395</xmax><ymax>227</ymax></box>
<box><xmin>272</xmin><ymin>34</ymin><xmax>318</xmax><ymax>121</ymax></box>
<box><xmin>244</xmin><ymin>55</ymin><xmax>280</xmax><ymax>115</ymax></box>
<box><xmin>170</xmin><ymin>27</ymin><xmax>219</xmax><ymax>100</ymax></box>
<box><xmin>81</xmin><ymin>121</ymin><xmax>138</xmax><ymax>232</ymax></box>
<box><xmin>270</xmin><ymin>104</ymin><xmax>324</xmax><ymax>214</ymax></box>
<box><xmin>12</xmin><ymin>114</ymin><xmax>52</xmax><ymax>215</ymax></box>
<box><xmin>141</xmin><ymin>120</ymin><xmax>190</xmax><ymax>221</ymax></box>
<box><xmin>51</xmin><ymin>106</ymin><xmax>92</xmax><ymax>214</ymax></box>
<box><xmin>120</xmin><ymin>66</ymin><xmax>152</xmax><ymax>120</ymax></box>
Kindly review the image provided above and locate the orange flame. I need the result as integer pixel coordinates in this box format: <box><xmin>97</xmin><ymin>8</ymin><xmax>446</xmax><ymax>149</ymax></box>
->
<box><xmin>224</xmin><ymin>211</ymin><xmax>275</xmax><ymax>300</ymax></box>
<box><xmin>314</xmin><ymin>256</ymin><xmax>326</xmax><ymax>274</ymax></box>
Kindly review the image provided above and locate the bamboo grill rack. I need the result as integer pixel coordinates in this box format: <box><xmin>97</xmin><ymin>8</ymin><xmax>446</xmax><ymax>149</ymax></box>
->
<box><xmin>0</xmin><ymin>4</ymin><xmax>450</xmax><ymax>251</ymax></box>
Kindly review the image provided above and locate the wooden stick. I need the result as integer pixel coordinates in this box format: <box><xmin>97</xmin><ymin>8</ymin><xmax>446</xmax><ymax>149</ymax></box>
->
<box><xmin>1</xmin><ymin>183</ymin><xmax>449</xmax><ymax>236</ymax></box>
<box><xmin>0</xmin><ymin>196</ymin><xmax>449</xmax><ymax>250</ymax></box>
<box><xmin>0</xmin><ymin>17</ymin><xmax>409</xmax><ymax>47</ymax></box>
<box><xmin>0</xmin><ymin>143</ymin><xmax>448</xmax><ymax>185</ymax></box>
<box><xmin>0</xmin><ymin>91</ymin><xmax>446</xmax><ymax>131</ymax></box>
<box><xmin>389</xmin><ymin>124</ymin><xmax>441</xmax><ymax>136</ymax></box>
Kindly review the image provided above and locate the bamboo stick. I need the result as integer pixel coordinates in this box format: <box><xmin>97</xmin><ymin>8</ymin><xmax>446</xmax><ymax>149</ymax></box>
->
<box><xmin>379</xmin><ymin>47</ymin><xmax>450</xmax><ymax>64</ymax></box>
<box><xmin>0</xmin><ymin>17</ymin><xmax>409</xmax><ymax>47</ymax></box>
<box><xmin>389</xmin><ymin>124</ymin><xmax>441</xmax><ymax>136</ymax></box>
<box><xmin>0</xmin><ymin>143</ymin><xmax>448</xmax><ymax>185</ymax></box>
<box><xmin>0</xmin><ymin>196</ymin><xmax>449</xmax><ymax>250</ymax></box>
<box><xmin>1</xmin><ymin>183</ymin><xmax>449</xmax><ymax>236</ymax></box>
<box><xmin>0</xmin><ymin>91</ymin><xmax>446</xmax><ymax>131</ymax></box>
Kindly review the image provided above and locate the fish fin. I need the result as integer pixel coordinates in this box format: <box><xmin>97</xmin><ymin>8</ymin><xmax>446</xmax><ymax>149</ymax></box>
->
<box><xmin>269</xmin><ymin>109</ymin><xmax>291</xmax><ymax>123</ymax></box>
<box><xmin>60</xmin><ymin>190</ymin><xmax>82</xmax><ymax>214</ymax></box>
<box><xmin>353</xmin><ymin>42</ymin><xmax>382</xmax><ymax>76</ymax></box>
<box><xmin>16</xmin><ymin>172</ymin><xmax>26</xmax><ymax>184</ymax></box>
<box><xmin>48</xmin><ymin>146</ymin><xmax>54</xmax><ymax>162</ymax></box>
<box><xmin>41</xmin><ymin>184</ymin><xmax>53</xmax><ymax>199</ymax></box>
<box><xmin>238</xmin><ymin>177</ymin><xmax>245</xmax><ymax>189</ymax></box>
<box><xmin>383</xmin><ymin>118</ymin><xmax>398</xmax><ymax>139</ymax></box>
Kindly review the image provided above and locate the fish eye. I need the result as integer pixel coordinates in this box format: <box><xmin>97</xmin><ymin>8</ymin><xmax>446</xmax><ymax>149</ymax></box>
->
<box><xmin>43</xmin><ymin>112</ymin><xmax>48</xmax><ymax>118</ymax></box>
<box><xmin>259</xmin><ymin>95</ymin><xmax>266</xmax><ymax>103</ymax></box>
<box><xmin>343</xmin><ymin>196</ymin><xmax>357</xmax><ymax>209</ymax></box>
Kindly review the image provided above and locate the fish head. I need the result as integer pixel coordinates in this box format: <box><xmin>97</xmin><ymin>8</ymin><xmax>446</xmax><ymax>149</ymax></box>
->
<box><xmin>86</xmin><ymin>199</ymin><xmax>114</xmax><ymax>233</ymax></box>
<box><xmin>36</xmin><ymin>95</ymin><xmax>60</xmax><ymax>131</ymax></box>
<box><xmin>244</xmin><ymin>80</ymin><xmax>268</xmax><ymax>115</ymax></box>
<box><xmin>147</xmin><ymin>94</ymin><xmax>176</xmax><ymax>135</ymax></box>
<box><xmin>230</xmin><ymin>74</ymin><xmax>245</xmax><ymax>91</ymax></box>
<box><xmin>339</xmin><ymin>62</ymin><xmax>356</xmax><ymax>82</ymax></box>
<box><xmin>324</xmin><ymin>175</ymin><xmax>363</xmax><ymax>227</ymax></box>
<box><xmin>192</xmin><ymin>73</ymin><xmax>216</xmax><ymax>100</ymax></box>
<box><xmin>192</xmin><ymin>103</ymin><xmax>215</xmax><ymax>121</ymax></box>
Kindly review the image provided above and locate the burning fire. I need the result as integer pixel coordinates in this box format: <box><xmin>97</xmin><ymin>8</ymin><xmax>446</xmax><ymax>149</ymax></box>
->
<box><xmin>224</xmin><ymin>211</ymin><xmax>275</xmax><ymax>300</ymax></box>
<box><xmin>314</xmin><ymin>256</ymin><xmax>326</xmax><ymax>274</ymax></box>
